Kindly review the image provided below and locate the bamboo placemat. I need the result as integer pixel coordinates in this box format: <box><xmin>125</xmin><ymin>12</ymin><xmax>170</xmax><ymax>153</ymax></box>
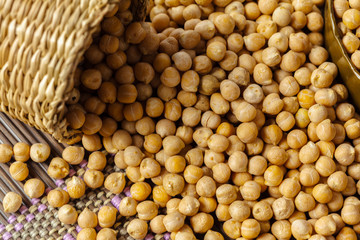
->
<box><xmin>0</xmin><ymin>113</ymin><xmax>168</xmax><ymax>240</ymax></box>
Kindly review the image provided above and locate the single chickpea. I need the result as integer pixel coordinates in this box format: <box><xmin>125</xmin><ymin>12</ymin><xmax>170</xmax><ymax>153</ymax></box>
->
<box><xmin>267</xmin><ymin>146</ymin><xmax>289</xmax><ymax>166</ymax></box>
<box><xmin>58</xmin><ymin>204</ymin><xmax>78</xmax><ymax>225</ymax></box>
<box><xmin>127</xmin><ymin>218</ymin><xmax>148</xmax><ymax>240</ymax></box>
<box><xmin>244</xmin><ymin>33</ymin><xmax>266</xmax><ymax>52</ymax></box>
<box><xmin>163</xmin><ymin>173</ymin><xmax>185</xmax><ymax>196</ymax></box>
<box><xmin>300</xmin><ymin>167</ymin><xmax>320</xmax><ymax>187</ymax></box>
<box><xmin>314</xmin><ymin>216</ymin><xmax>336</xmax><ymax>236</ymax></box>
<box><xmin>287</xmin><ymin>129</ymin><xmax>308</xmax><ymax>149</ymax></box>
<box><xmin>13</xmin><ymin>142</ymin><xmax>30</xmax><ymax>162</ymax></box>
<box><xmin>272</xmin><ymin>197</ymin><xmax>295</xmax><ymax>220</ymax></box>
<box><xmin>66</xmin><ymin>176</ymin><xmax>85</xmax><ymax>199</ymax></box>
<box><xmin>241</xmin><ymin>219</ymin><xmax>261</xmax><ymax>239</ymax></box>
<box><xmin>327</xmin><ymin>171</ymin><xmax>348</xmax><ymax>192</ymax></box>
<box><xmin>47</xmin><ymin>189</ymin><xmax>69</xmax><ymax>208</ymax></box>
<box><xmin>62</xmin><ymin>146</ymin><xmax>85</xmax><ymax>165</ymax></box>
<box><xmin>144</xmin><ymin>134</ymin><xmax>163</xmax><ymax>154</ymax></box>
<box><xmin>118</xmin><ymin>197</ymin><xmax>137</xmax><ymax>217</ymax></box>
<box><xmin>215</xmin><ymin>184</ymin><xmax>237</xmax><ymax>205</ymax></box>
<box><xmin>164</xmin><ymin>212</ymin><xmax>186</xmax><ymax>232</ymax></box>
<box><xmin>97</xmin><ymin>206</ymin><xmax>117</xmax><ymax>228</ymax></box>
<box><xmin>243</xmin><ymin>84</ymin><xmax>264</xmax><ymax>105</ymax></box>
<box><xmin>185</xmin><ymin>148</ymin><xmax>204</xmax><ymax>167</ymax></box>
<box><xmin>182</xmin><ymin>107</ymin><xmax>202</xmax><ymax>127</ymax></box>
<box><xmin>9</xmin><ymin>161</ymin><xmax>29</xmax><ymax>181</ymax></box>
<box><xmin>196</xmin><ymin>176</ymin><xmax>216</xmax><ymax>197</ymax></box>
<box><xmin>86</xmin><ymin>151</ymin><xmax>106</xmax><ymax>171</ymax></box>
<box><xmin>279</xmin><ymin>178</ymin><xmax>301</xmax><ymax>198</ymax></box>
<box><xmin>164</xmin><ymin>99</ymin><xmax>182</xmax><ymax>121</ymax></box>
<box><xmin>29</xmin><ymin>143</ymin><xmax>51</xmax><ymax>163</ymax></box>
<box><xmin>295</xmin><ymin>191</ymin><xmax>316</xmax><ymax>212</ymax></box>
<box><xmin>239</xmin><ymin>180</ymin><xmax>261</xmax><ymax>201</ymax></box>
<box><xmin>136</xmin><ymin>200</ymin><xmax>158</xmax><ymax>221</ymax></box>
<box><xmin>112</xmin><ymin>130</ymin><xmax>132</xmax><ymax>151</ymax></box>
<box><xmin>222</xmin><ymin>219</ymin><xmax>242</xmax><ymax>239</ymax></box>
<box><xmin>176</xmin><ymin>126</ymin><xmax>194</xmax><ymax>145</ymax></box>
<box><xmin>150</xmin><ymin>215</ymin><xmax>166</xmax><ymax>234</ymax></box>
<box><xmin>206</xmin><ymin>41</ymin><xmax>226</xmax><ymax>62</ymax></box>
<box><xmin>261</xmin><ymin>125</ymin><xmax>283</xmax><ymax>145</ymax></box>
<box><xmin>24</xmin><ymin>178</ymin><xmax>45</xmax><ymax>199</ymax></box>
<box><xmin>345</xmin><ymin>118</ymin><xmax>360</xmax><ymax>139</ymax></box>
<box><xmin>312</xmin><ymin>184</ymin><xmax>333</xmax><ymax>204</ymax></box>
<box><xmin>83</xmin><ymin>169</ymin><xmax>104</xmax><ymax>189</ymax></box>
<box><xmin>163</xmin><ymin>135</ymin><xmax>185</xmax><ymax>156</ymax></box>
<box><xmin>178</xmin><ymin>196</ymin><xmax>200</xmax><ymax>216</ymax></box>
<box><xmin>47</xmin><ymin>157</ymin><xmax>69</xmax><ymax>179</ymax></box>
<box><xmin>190</xmin><ymin>212</ymin><xmax>214</xmax><ymax>234</ymax></box>
<box><xmin>335</xmin><ymin>143</ymin><xmax>355</xmax><ymax>166</ymax></box>
<box><xmin>96</xmin><ymin>228</ymin><xmax>117</xmax><ymax>240</ymax></box>
<box><xmin>309</xmin><ymin>203</ymin><xmax>329</xmax><ymax>219</ymax></box>
<box><xmin>3</xmin><ymin>192</ymin><xmax>22</xmax><ymax>213</ymax></box>
<box><xmin>179</xmin><ymin>30</ymin><xmax>201</xmax><ymax>49</ymax></box>
<box><xmin>104</xmin><ymin>172</ymin><xmax>126</xmax><ymax>194</ymax></box>
<box><xmin>291</xmin><ymin>219</ymin><xmax>313</xmax><ymax>240</ymax></box>
<box><xmin>80</xmin><ymin>69</ymin><xmax>102</xmax><ymax>90</ymax></box>
<box><xmin>264</xmin><ymin>165</ymin><xmax>284</xmax><ymax>187</ymax></box>
<box><xmin>76</xmin><ymin>228</ymin><xmax>96</xmax><ymax>240</ymax></box>
<box><xmin>271</xmin><ymin>220</ymin><xmax>292</xmax><ymax>240</ymax></box>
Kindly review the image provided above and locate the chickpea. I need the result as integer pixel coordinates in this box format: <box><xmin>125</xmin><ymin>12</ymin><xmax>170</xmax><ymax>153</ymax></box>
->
<box><xmin>190</xmin><ymin>212</ymin><xmax>214</xmax><ymax>234</ymax></box>
<box><xmin>58</xmin><ymin>204</ymin><xmax>78</xmax><ymax>225</ymax></box>
<box><xmin>77</xmin><ymin>228</ymin><xmax>96</xmax><ymax>240</ymax></box>
<box><xmin>150</xmin><ymin>215</ymin><xmax>166</xmax><ymax>234</ymax></box>
<box><xmin>295</xmin><ymin>191</ymin><xmax>316</xmax><ymax>212</ymax></box>
<box><xmin>161</xmin><ymin>136</ymin><xmax>184</xmax><ymax>156</ymax></box>
<box><xmin>327</xmin><ymin>171</ymin><xmax>348</xmax><ymax>192</ymax></box>
<box><xmin>117</xmin><ymin>197</ymin><xmax>137</xmax><ymax>217</ymax></box>
<box><xmin>104</xmin><ymin>172</ymin><xmax>126</xmax><ymax>195</ymax></box>
<box><xmin>47</xmin><ymin>157</ymin><xmax>69</xmax><ymax>179</ymax></box>
<box><xmin>162</xmin><ymin>173</ymin><xmax>185</xmax><ymax>197</ymax></box>
<box><xmin>279</xmin><ymin>178</ymin><xmax>301</xmax><ymax>198</ymax></box>
<box><xmin>240</xmin><ymin>218</ymin><xmax>260</xmax><ymax>239</ymax></box>
<box><xmin>24</xmin><ymin>178</ymin><xmax>45</xmax><ymax>199</ymax></box>
<box><xmin>143</xmin><ymin>134</ymin><xmax>162</xmax><ymax>154</ymax></box>
<box><xmin>271</xmin><ymin>220</ymin><xmax>292</xmax><ymax>239</ymax></box>
<box><xmin>291</xmin><ymin>219</ymin><xmax>313</xmax><ymax>240</ymax></box>
<box><xmin>335</xmin><ymin>143</ymin><xmax>355</xmax><ymax>166</ymax></box>
<box><xmin>47</xmin><ymin>189</ymin><xmax>69</xmax><ymax>208</ymax></box>
<box><xmin>83</xmin><ymin>169</ymin><xmax>104</xmax><ymax>189</ymax></box>
<box><xmin>196</xmin><ymin>176</ymin><xmax>216</xmax><ymax>197</ymax></box>
<box><xmin>29</xmin><ymin>143</ymin><xmax>50</xmax><ymax>163</ymax></box>
<box><xmin>96</xmin><ymin>206</ymin><xmax>117</xmax><ymax>228</ymax></box>
<box><xmin>3</xmin><ymin>192</ymin><xmax>22</xmax><ymax>213</ymax></box>
<box><xmin>178</xmin><ymin>196</ymin><xmax>200</xmax><ymax>216</ymax></box>
<box><xmin>264</xmin><ymin>165</ymin><xmax>284</xmax><ymax>187</ymax></box>
<box><xmin>251</xmin><ymin>201</ymin><xmax>273</xmax><ymax>222</ymax></box>
<box><xmin>62</xmin><ymin>146</ymin><xmax>85</xmax><ymax>165</ymax></box>
<box><xmin>163</xmin><ymin>212</ymin><xmax>186</xmax><ymax>232</ymax></box>
<box><xmin>9</xmin><ymin>161</ymin><xmax>28</xmax><ymax>181</ymax></box>
<box><xmin>81</xmin><ymin>69</ymin><xmax>102</xmax><ymax>90</ymax></box>
<box><xmin>13</xmin><ymin>142</ymin><xmax>30</xmax><ymax>162</ymax></box>
<box><xmin>127</xmin><ymin>218</ymin><xmax>148</xmax><ymax>240</ymax></box>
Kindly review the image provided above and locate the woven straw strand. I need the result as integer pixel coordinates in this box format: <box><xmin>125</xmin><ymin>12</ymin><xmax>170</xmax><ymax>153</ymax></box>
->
<box><xmin>0</xmin><ymin>0</ymin><xmax>119</xmax><ymax>143</ymax></box>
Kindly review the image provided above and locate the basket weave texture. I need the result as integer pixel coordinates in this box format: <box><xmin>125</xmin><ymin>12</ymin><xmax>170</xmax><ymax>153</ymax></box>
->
<box><xmin>0</xmin><ymin>0</ymin><xmax>149</xmax><ymax>143</ymax></box>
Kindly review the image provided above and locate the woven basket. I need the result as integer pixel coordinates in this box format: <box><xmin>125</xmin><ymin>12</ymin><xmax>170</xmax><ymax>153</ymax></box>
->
<box><xmin>0</xmin><ymin>0</ymin><xmax>149</xmax><ymax>144</ymax></box>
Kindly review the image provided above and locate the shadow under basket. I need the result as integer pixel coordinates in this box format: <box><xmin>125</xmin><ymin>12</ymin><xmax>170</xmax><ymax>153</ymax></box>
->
<box><xmin>0</xmin><ymin>0</ymin><xmax>148</xmax><ymax>144</ymax></box>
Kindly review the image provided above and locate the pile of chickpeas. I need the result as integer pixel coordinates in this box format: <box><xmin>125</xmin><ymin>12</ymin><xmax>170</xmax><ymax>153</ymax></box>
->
<box><xmin>3</xmin><ymin>0</ymin><xmax>360</xmax><ymax>239</ymax></box>
<box><xmin>0</xmin><ymin>142</ymin><xmax>51</xmax><ymax>204</ymax></box>
<box><xmin>334</xmin><ymin>0</ymin><xmax>360</xmax><ymax>69</ymax></box>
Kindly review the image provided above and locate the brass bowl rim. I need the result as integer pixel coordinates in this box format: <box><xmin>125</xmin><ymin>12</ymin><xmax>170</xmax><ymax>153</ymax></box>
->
<box><xmin>326</xmin><ymin>0</ymin><xmax>360</xmax><ymax>80</ymax></box>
